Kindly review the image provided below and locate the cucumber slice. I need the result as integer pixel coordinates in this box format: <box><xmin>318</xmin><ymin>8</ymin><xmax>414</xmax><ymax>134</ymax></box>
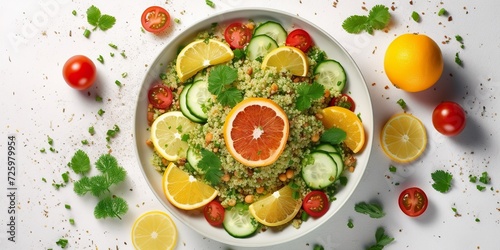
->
<box><xmin>223</xmin><ymin>203</ymin><xmax>259</xmax><ymax>238</ymax></box>
<box><xmin>314</xmin><ymin>59</ymin><xmax>347</xmax><ymax>92</ymax></box>
<box><xmin>301</xmin><ymin>151</ymin><xmax>338</xmax><ymax>189</ymax></box>
<box><xmin>315</xmin><ymin>143</ymin><xmax>338</xmax><ymax>154</ymax></box>
<box><xmin>186</xmin><ymin>147</ymin><xmax>203</xmax><ymax>172</ymax></box>
<box><xmin>186</xmin><ymin>80</ymin><xmax>210</xmax><ymax>122</ymax></box>
<box><xmin>329</xmin><ymin>153</ymin><xmax>344</xmax><ymax>179</ymax></box>
<box><xmin>245</xmin><ymin>34</ymin><xmax>278</xmax><ymax>61</ymax></box>
<box><xmin>179</xmin><ymin>83</ymin><xmax>204</xmax><ymax>123</ymax></box>
<box><xmin>253</xmin><ymin>21</ymin><xmax>287</xmax><ymax>46</ymax></box>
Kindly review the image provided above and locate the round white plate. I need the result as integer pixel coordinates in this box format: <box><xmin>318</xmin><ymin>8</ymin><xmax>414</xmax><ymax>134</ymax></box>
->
<box><xmin>134</xmin><ymin>7</ymin><xmax>373</xmax><ymax>248</ymax></box>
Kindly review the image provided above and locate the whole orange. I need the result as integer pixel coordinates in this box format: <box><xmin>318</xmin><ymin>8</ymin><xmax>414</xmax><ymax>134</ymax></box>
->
<box><xmin>384</xmin><ymin>33</ymin><xmax>443</xmax><ymax>92</ymax></box>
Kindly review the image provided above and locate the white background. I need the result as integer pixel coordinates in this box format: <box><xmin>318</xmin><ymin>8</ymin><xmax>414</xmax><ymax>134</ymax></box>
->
<box><xmin>1</xmin><ymin>0</ymin><xmax>500</xmax><ymax>249</ymax></box>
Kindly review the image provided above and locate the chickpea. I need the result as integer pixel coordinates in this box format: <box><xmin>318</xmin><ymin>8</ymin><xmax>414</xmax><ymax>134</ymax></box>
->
<box><xmin>315</xmin><ymin>113</ymin><xmax>324</xmax><ymax>120</ymax></box>
<box><xmin>286</xmin><ymin>169</ymin><xmax>295</xmax><ymax>179</ymax></box>
<box><xmin>311</xmin><ymin>133</ymin><xmax>320</xmax><ymax>142</ymax></box>
<box><xmin>205</xmin><ymin>132</ymin><xmax>213</xmax><ymax>145</ymax></box>
<box><xmin>145</xmin><ymin>139</ymin><xmax>153</xmax><ymax>147</ymax></box>
<box><xmin>278</xmin><ymin>173</ymin><xmax>287</xmax><ymax>182</ymax></box>
<box><xmin>324</xmin><ymin>89</ymin><xmax>331</xmax><ymax>98</ymax></box>
<box><xmin>161</xmin><ymin>158</ymin><xmax>168</xmax><ymax>166</ymax></box>
<box><xmin>270</xmin><ymin>83</ymin><xmax>279</xmax><ymax>94</ymax></box>
<box><xmin>244</xmin><ymin>195</ymin><xmax>254</xmax><ymax>204</ymax></box>
<box><xmin>227</xmin><ymin>199</ymin><xmax>236</xmax><ymax>207</ymax></box>
<box><xmin>246</xmin><ymin>67</ymin><xmax>253</xmax><ymax>75</ymax></box>
<box><xmin>256</xmin><ymin>186</ymin><xmax>265</xmax><ymax>194</ymax></box>
<box><xmin>222</xmin><ymin>173</ymin><xmax>230</xmax><ymax>182</ymax></box>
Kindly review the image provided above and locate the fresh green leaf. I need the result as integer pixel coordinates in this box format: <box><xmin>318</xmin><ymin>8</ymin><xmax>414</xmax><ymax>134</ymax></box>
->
<box><xmin>94</xmin><ymin>196</ymin><xmax>128</xmax><ymax>219</ymax></box>
<box><xmin>88</xmin><ymin>126</ymin><xmax>96</xmax><ymax>135</ymax></box>
<box><xmin>95</xmin><ymin>153</ymin><xmax>117</xmax><ymax>172</ymax></box>
<box><xmin>98</xmin><ymin>14</ymin><xmax>116</xmax><ymax>30</ymax></box>
<box><xmin>295</xmin><ymin>82</ymin><xmax>324</xmax><ymax>111</ymax></box>
<box><xmin>366</xmin><ymin>227</ymin><xmax>394</xmax><ymax>250</ymax></box>
<box><xmin>205</xmin><ymin>0</ymin><xmax>215</xmax><ymax>8</ymax></box>
<box><xmin>56</xmin><ymin>238</ymin><xmax>69</xmax><ymax>248</ymax></box>
<box><xmin>397</xmin><ymin>98</ymin><xmax>407</xmax><ymax>110</ymax></box>
<box><xmin>389</xmin><ymin>165</ymin><xmax>397</xmax><ymax>173</ymax></box>
<box><xmin>320</xmin><ymin>127</ymin><xmax>346</xmax><ymax>145</ymax></box>
<box><xmin>197</xmin><ymin>149</ymin><xmax>223</xmax><ymax>186</ymax></box>
<box><xmin>313</xmin><ymin>244</ymin><xmax>325</xmax><ymax>250</ymax></box>
<box><xmin>438</xmin><ymin>8</ymin><xmax>447</xmax><ymax>16</ymax></box>
<box><xmin>479</xmin><ymin>171</ymin><xmax>489</xmax><ymax>184</ymax></box>
<box><xmin>455</xmin><ymin>52</ymin><xmax>463</xmax><ymax>66</ymax></box>
<box><xmin>431</xmin><ymin>170</ymin><xmax>453</xmax><ymax>193</ymax></box>
<box><xmin>70</xmin><ymin>150</ymin><xmax>91</xmax><ymax>174</ymax></box>
<box><xmin>347</xmin><ymin>218</ymin><xmax>354</xmax><ymax>228</ymax></box>
<box><xmin>476</xmin><ymin>185</ymin><xmax>486</xmax><ymax>191</ymax></box>
<box><xmin>354</xmin><ymin>202</ymin><xmax>385</xmax><ymax>218</ymax></box>
<box><xmin>73</xmin><ymin>175</ymin><xmax>109</xmax><ymax>197</ymax></box>
<box><xmin>208</xmin><ymin>65</ymin><xmax>238</xmax><ymax>95</ymax></box>
<box><xmin>411</xmin><ymin>11</ymin><xmax>421</xmax><ymax>22</ymax></box>
<box><xmin>86</xmin><ymin>5</ymin><xmax>101</xmax><ymax>26</ymax></box>
<box><xmin>368</xmin><ymin>5</ymin><xmax>391</xmax><ymax>29</ymax></box>
<box><xmin>342</xmin><ymin>15</ymin><xmax>369</xmax><ymax>34</ymax></box>
<box><xmin>469</xmin><ymin>174</ymin><xmax>477</xmax><ymax>183</ymax></box>
<box><xmin>62</xmin><ymin>172</ymin><xmax>70</xmax><ymax>183</ymax></box>
<box><xmin>217</xmin><ymin>87</ymin><xmax>243</xmax><ymax>107</ymax></box>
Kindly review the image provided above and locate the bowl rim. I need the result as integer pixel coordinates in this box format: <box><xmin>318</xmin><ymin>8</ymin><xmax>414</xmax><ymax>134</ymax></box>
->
<box><xmin>133</xmin><ymin>6</ymin><xmax>373</xmax><ymax>247</ymax></box>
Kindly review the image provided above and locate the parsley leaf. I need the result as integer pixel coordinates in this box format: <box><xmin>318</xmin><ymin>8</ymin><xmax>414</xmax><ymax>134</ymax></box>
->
<box><xmin>320</xmin><ymin>127</ymin><xmax>346</xmax><ymax>145</ymax></box>
<box><xmin>74</xmin><ymin>175</ymin><xmax>109</xmax><ymax>197</ymax></box>
<box><xmin>86</xmin><ymin>5</ymin><xmax>116</xmax><ymax>31</ymax></box>
<box><xmin>197</xmin><ymin>149</ymin><xmax>224</xmax><ymax>186</ymax></box>
<box><xmin>431</xmin><ymin>170</ymin><xmax>453</xmax><ymax>193</ymax></box>
<box><xmin>479</xmin><ymin>171</ymin><xmax>489</xmax><ymax>184</ymax></box>
<box><xmin>343</xmin><ymin>5</ymin><xmax>391</xmax><ymax>34</ymax></box>
<box><xmin>208</xmin><ymin>65</ymin><xmax>242</xmax><ymax>107</ymax></box>
<box><xmin>411</xmin><ymin>11</ymin><xmax>421</xmax><ymax>22</ymax></box>
<box><xmin>94</xmin><ymin>196</ymin><xmax>128</xmax><ymax>219</ymax></box>
<box><xmin>354</xmin><ymin>202</ymin><xmax>385</xmax><ymax>218</ymax></box>
<box><xmin>56</xmin><ymin>238</ymin><xmax>69</xmax><ymax>248</ymax></box>
<box><xmin>367</xmin><ymin>227</ymin><xmax>394</xmax><ymax>250</ymax></box>
<box><xmin>295</xmin><ymin>82</ymin><xmax>324</xmax><ymax>111</ymax></box>
<box><xmin>95</xmin><ymin>154</ymin><xmax>127</xmax><ymax>185</ymax></box>
<box><xmin>70</xmin><ymin>150</ymin><xmax>91</xmax><ymax>174</ymax></box>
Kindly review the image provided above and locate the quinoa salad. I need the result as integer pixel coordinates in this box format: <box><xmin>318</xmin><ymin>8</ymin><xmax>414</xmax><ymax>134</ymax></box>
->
<box><xmin>145</xmin><ymin>19</ymin><xmax>361</xmax><ymax>236</ymax></box>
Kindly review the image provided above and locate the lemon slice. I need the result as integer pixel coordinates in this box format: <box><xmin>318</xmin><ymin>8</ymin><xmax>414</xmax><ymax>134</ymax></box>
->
<box><xmin>319</xmin><ymin>106</ymin><xmax>366</xmax><ymax>153</ymax></box>
<box><xmin>131</xmin><ymin>210</ymin><xmax>177</xmax><ymax>250</ymax></box>
<box><xmin>162</xmin><ymin>162</ymin><xmax>218</xmax><ymax>210</ymax></box>
<box><xmin>175</xmin><ymin>39</ymin><xmax>234</xmax><ymax>82</ymax></box>
<box><xmin>150</xmin><ymin>111</ymin><xmax>198</xmax><ymax>161</ymax></box>
<box><xmin>380</xmin><ymin>113</ymin><xmax>427</xmax><ymax>163</ymax></box>
<box><xmin>248</xmin><ymin>185</ymin><xmax>302</xmax><ymax>227</ymax></box>
<box><xmin>261</xmin><ymin>46</ymin><xmax>309</xmax><ymax>76</ymax></box>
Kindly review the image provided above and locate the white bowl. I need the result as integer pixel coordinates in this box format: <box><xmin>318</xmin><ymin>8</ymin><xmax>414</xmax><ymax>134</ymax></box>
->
<box><xmin>134</xmin><ymin>7</ymin><xmax>373</xmax><ymax>248</ymax></box>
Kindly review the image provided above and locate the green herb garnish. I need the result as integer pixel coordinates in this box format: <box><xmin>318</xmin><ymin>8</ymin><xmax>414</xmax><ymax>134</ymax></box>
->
<box><xmin>342</xmin><ymin>5</ymin><xmax>391</xmax><ymax>34</ymax></box>
<box><xmin>88</xmin><ymin>126</ymin><xmax>96</xmax><ymax>135</ymax></box>
<box><xmin>320</xmin><ymin>127</ymin><xmax>346</xmax><ymax>145</ymax></box>
<box><xmin>108</xmin><ymin>43</ymin><xmax>118</xmax><ymax>49</ymax></box>
<box><xmin>354</xmin><ymin>202</ymin><xmax>385</xmax><ymax>218</ymax></box>
<box><xmin>437</xmin><ymin>8</ymin><xmax>447</xmax><ymax>16</ymax></box>
<box><xmin>83</xmin><ymin>29</ymin><xmax>91</xmax><ymax>38</ymax></box>
<box><xmin>389</xmin><ymin>165</ymin><xmax>397</xmax><ymax>173</ymax></box>
<box><xmin>95</xmin><ymin>95</ymin><xmax>103</xmax><ymax>102</ymax></box>
<box><xmin>347</xmin><ymin>218</ymin><xmax>354</xmax><ymax>228</ymax></box>
<box><xmin>208</xmin><ymin>65</ymin><xmax>242</xmax><ymax>107</ymax></box>
<box><xmin>396</xmin><ymin>98</ymin><xmax>407</xmax><ymax>110</ymax></box>
<box><xmin>476</xmin><ymin>185</ymin><xmax>486</xmax><ymax>191</ymax></box>
<box><xmin>94</xmin><ymin>196</ymin><xmax>128</xmax><ymax>219</ymax></box>
<box><xmin>205</xmin><ymin>0</ymin><xmax>215</xmax><ymax>8</ymax></box>
<box><xmin>479</xmin><ymin>171</ymin><xmax>490</xmax><ymax>184</ymax></box>
<box><xmin>431</xmin><ymin>170</ymin><xmax>453</xmax><ymax>193</ymax></box>
<box><xmin>97</xmin><ymin>55</ymin><xmax>104</xmax><ymax>64</ymax></box>
<box><xmin>86</xmin><ymin>5</ymin><xmax>116</xmax><ymax>31</ymax></box>
<box><xmin>367</xmin><ymin>227</ymin><xmax>394</xmax><ymax>250</ymax></box>
<box><xmin>197</xmin><ymin>149</ymin><xmax>224</xmax><ymax>186</ymax></box>
<box><xmin>69</xmin><ymin>150</ymin><xmax>91</xmax><ymax>174</ymax></box>
<box><xmin>455</xmin><ymin>52</ymin><xmax>463</xmax><ymax>66</ymax></box>
<box><xmin>98</xmin><ymin>109</ymin><xmax>105</xmax><ymax>116</ymax></box>
<box><xmin>56</xmin><ymin>238</ymin><xmax>68</xmax><ymax>248</ymax></box>
<box><xmin>65</xmin><ymin>204</ymin><xmax>71</xmax><ymax>209</ymax></box>
<box><xmin>72</xmin><ymin>10</ymin><xmax>77</xmax><ymax>16</ymax></box>
<box><xmin>115</xmin><ymin>80</ymin><xmax>122</xmax><ymax>87</ymax></box>
<box><xmin>295</xmin><ymin>82</ymin><xmax>324</xmax><ymax>111</ymax></box>
<box><xmin>411</xmin><ymin>11</ymin><xmax>421</xmax><ymax>22</ymax></box>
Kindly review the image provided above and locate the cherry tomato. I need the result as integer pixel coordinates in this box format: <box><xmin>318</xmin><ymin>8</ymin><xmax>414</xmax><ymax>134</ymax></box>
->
<box><xmin>398</xmin><ymin>187</ymin><xmax>428</xmax><ymax>217</ymax></box>
<box><xmin>224</xmin><ymin>22</ymin><xmax>252</xmax><ymax>49</ymax></box>
<box><xmin>141</xmin><ymin>6</ymin><xmax>170</xmax><ymax>33</ymax></box>
<box><xmin>62</xmin><ymin>55</ymin><xmax>96</xmax><ymax>90</ymax></box>
<box><xmin>285</xmin><ymin>29</ymin><xmax>313</xmax><ymax>52</ymax></box>
<box><xmin>432</xmin><ymin>101</ymin><xmax>466</xmax><ymax>136</ymax></box>
<box><xmin>302</xmin><ymin>190</ymin><xmax>329</xmax><ymax>217</ymax></box>
<box><xmin>203</xmin><ymin>200</ymin><xmax>225</xmax><ymax>227</ymax></box>
<box><xmin>148</xmin><ymin>83</ymin><xmax>173</xmax><ymax>109</ymax></box>
<box><xmin>329</xmin><ymin>94</ymin><xmax>356</xmax><ymax>112</ymax></box>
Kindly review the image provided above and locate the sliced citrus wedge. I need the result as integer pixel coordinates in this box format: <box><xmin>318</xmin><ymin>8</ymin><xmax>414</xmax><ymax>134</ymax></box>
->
<box><xmin>380</xmin><ymin>113</ymin><xmax>427</xmax><ymax>163</ymax></box>
<box><xmin>162</xmin><ymin>162</ymin><xmax>218</xmax><ymax>210</ymax></box>
<box><xmin>175</xmin><ymin>39</ymin><xmax>234</xmax><ymax>82</ymax></box>
<box><xmin>223</xmin><ymin>97</ymin><xmax>289</xmax><ymax>167</ymax></box>
<box><xmin>319</xmin><ymin>106</ymin><xmax>365</xmax><ymax>153</ymax></box>
<box><xmin>131</xmin><ymin>210</ymin><xmax>177</xmax><ymax>250</ymax></box>
<box><xmin>261</xmin><ymin>46</ymin><xmax>309</xmax><ymax>76</ymax></box>
<box><xmin>150</xmin><ymin>111</ymin><xmax>198</xmax><ymax>161</ymax></box>
<box><xmin>248</xmin><ymin>185</ymin><xmax>302</xmax><ymax>227</ymax></box>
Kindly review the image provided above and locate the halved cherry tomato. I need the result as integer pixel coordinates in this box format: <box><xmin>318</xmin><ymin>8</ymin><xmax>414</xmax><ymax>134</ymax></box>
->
<box><xmin>148</xmin><ymin>83</ymin><xmax>173</xmax><ymax>109</ymax></box>
<box><xmin>285</xmin><ymin>29</ymin><xmax>313</xmax><ymax>52</ymax></box>
<box><xmin>398</xmin><ymin>187</ymin><xmax>428</xmax><ymax>217</ymax></box>
<box><xmin>302</xmin><ymin>190</ymin><xmax>329</xmax><ymax>217</ymax></box>
<box><xmin>329</xmin><ymin>94</ymin><xmax>356</xmax><ymax>112</ymax></box>
<box><xmin>224</xmin><ymin>22</ymin><xmax>252</xmax><ymax>49</ymax></box>
<box><xmin>432</xmin><ymin>101</ymin><xmax>466</xmax><ymax>136</ymax></box>
<box><xmin>62</xmin><ymin>55</ymin><xmax>96</xmax><ymax>90</ymax></box>
<box><xmin>141</xmin><ymin>6</ymin><xmax>170</xmax><ymax>33</ymax></box>
<box><xmin>203</xmin><ymin>200</ymin><xmax>225</xmax><ymax>227</ymax></box>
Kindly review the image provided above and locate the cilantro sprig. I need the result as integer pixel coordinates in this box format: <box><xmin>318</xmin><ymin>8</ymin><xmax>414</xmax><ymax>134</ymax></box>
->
<box><xmin>87</xmin><ymin>5</ymin><xmax>116</xmax><ymax>31</ymax></box>
<box><xmin>367</xmin><ymin>227</ymin><xmax>394</xmax><ymax>250</ymax></box>
<box><xmin>342</xmin><ymin>5</ymin><xmax>391</xmax><ymax>35</ymax></box>
<box><xmin>208</xmin><ymin>65</ymin><xmax>242</xmax><ymax>107</ymax></box>
<box><xmin>197</xmin><ymin>149</ymin><xmax>224</xmax><ymax>186</ymax></box>
<box><xmin>354</xmin><ymin>201</ymin><xmax>385</xmax><ymax>218</ymax></box>
<box><xmin>431</xmin><ymin>170</ymin><xmax>453</xmax><ymax>193</ymax></box>
<box><xmin>320</xmin><ymin>127</ymin><xmax>346</xmax><ymax>145</ymax></box>
<box><xmin>69</xmin><ymin>149</ymin><xmax>91</xmax><ymax>174</ymax></box>
<box><xmin>295</xmin><ymin>82</ymin><xmax>324</xmax><ymax>111</ymax></box>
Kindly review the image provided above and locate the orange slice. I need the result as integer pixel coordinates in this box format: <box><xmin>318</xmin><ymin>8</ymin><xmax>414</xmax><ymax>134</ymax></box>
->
<box><xmin>131</xmin><ymin>210</ymin><xmax>177</xmax><ymax>250</ymax></box>
<box><xmin>261</xmin><ymin>46</ymin><xmax>309</xmax><ymax>76</ymax></box>
<box><xmin>248</xmin><ymin>185</ymin><xmax>302</xmax><ymax>227</ymax></box>
<box><xmin>223</xmin><ymin>97</ymin><xmax>289</xmax><ymax>167</ymax></box>
<box><xmin>319</xmin><ymin>106</ymin><xmax>365</xmax><ymax>153</ymax></box>
<box><xmin>380</xmin><ymin>113</ymin><xmax>427</xmax><ymax>163</ymax></box>
<box><xmin>162</xmin><ymin>162</ymin><xmax>218</xmax><ymax>210</ymax></box>
<box><xmin>175</xmin><ymin>39</ymin><xmax>234</xmax><ymax>82</ymax></box>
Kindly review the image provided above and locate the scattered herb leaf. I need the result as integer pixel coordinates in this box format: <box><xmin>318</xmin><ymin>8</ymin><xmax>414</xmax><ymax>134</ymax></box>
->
<box><xmin>86</xmin><ymin>5</ymin><xmax>116</xmax><ymax>31</ymax></box>
<box><xmin>56</xmin><ymin>238</ymin><xmax>69</xmax><ymax>248</ymax></box>
<box><xmin>354</xmin><ymin>202</ymin><xmax>385</xmax><ymax>218</ymax></box>
<box><xmin>479</xmin><ymin>171</ymin><xmax>489</xmax><ymax>184</ymax></box>
<box><xmin>431</xmin><ymin>170</ymin><xmax>453</xmax><ymax>193</ymax></box>
<box><xmin>455</xmin><ymin>52</ymin><xmax>463</xmax><ymax>67</ymax></box>
<box><xmin>94</xmin><ymin>196</ymin><xmax>128</xmax><ymax>219</ymax></box>
<box><xmin>411</xmin><ymin>11</ymin><xmax>420</xmax><ymax>22</ymax></box>
<box><xmin>367</xmin><ymin>227</ymin><xmax>394</xmax><ymax>250</ymax></box>
<box><xmin>296</xmin><ymin>82</ymin><xmax>324</xmax><ymax>111</ymax></box>
<box><xmin>342</xmin><ymin>5</ymin><xmax>390</xmax><ymax>34</ymax></box>
<box><xmin>389</xmin><ymin>165</ymin><xmax>397</xmax><ymax>173</ymax></box>
<box><xmin>197</xmin><ymin>149</ymin><xmax>224</xmax><ymax>186</ymax></box>
<box><xmin>347</xmin><ymin>218</ymin><xmax>354</xmax><ymax>228</ymax></box>
<box><xmin>69</xmin><ymin>150</ymin><xmax>91</xmax><ymax>174</ymax></box>
<box><xmin>208</xmin><ymin>65</ymin><xmax>242</xmax><ymax>107</ymax></box>
<box><xmin>320</xmin><ymin>127</ymin><xmax>346</xmax><ymax>145</ymax></box>
<box><xmin>205</xmin><ymin>0</ymin><xmax>215</xmax><ymax>8</ymax></box>
<box><xmin>438</xmin><ymin>8</ymin><xmax>447</xmax><ymax>16</ymax></box>
<box><xmin>396</xmin><ymin>98</ymin><xmax>407</xmax><ymax>110</ymax></box>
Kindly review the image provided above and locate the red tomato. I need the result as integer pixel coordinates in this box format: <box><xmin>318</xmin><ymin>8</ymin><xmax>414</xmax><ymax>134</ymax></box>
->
<box><xmin>141</xmin><ymin>6</ymin><xmax>170</xmax><ymax>33</ymax></box>
<box><xmin>224</xmin><ymin>22</ymin><xmax>252</xmax><ymax>49</ymax></box>
<box><xmin>62</xmin><ymin>55</ymin><xmax>96</xmax><ymax>90</ymax></box>
<box><xmin>203</xmin><ymin>200</ymin><xmax>225</xmax><ymax>227</ymax></box>
<box><xmin>148</xmin><ymin>83</ymin><xmax>173</xmax><ymax>109</ymax></box>
<box><xmin>432</xmin><ymin>101</ymin><xmax>466</xmax><ymax>136</ymax></box>
<box><xmin>302</xmin><ymin>191</ymin><xmax>329</xmax><ymax>217</ymax></box>
<box><xmin>398</xmin><ymin>187</ymin><xmax>428</xmax><ymax>217</ymax></box>
<box><xmin>285</xmin><ymin>29</ymin><xmax>313</xmax><ymax>52</ymax></box>
<box><xmin>329</xmin><ymin>94</ymin><xmax>356</xmax><ymax>112</ymax></box>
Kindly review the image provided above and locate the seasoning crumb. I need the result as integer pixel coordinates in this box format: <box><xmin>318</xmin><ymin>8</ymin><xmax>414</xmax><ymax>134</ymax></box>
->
<box><xmin>448</xmin><ymin>16</ymin><xmax>453</xmax><ymax>21</ymax></box>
